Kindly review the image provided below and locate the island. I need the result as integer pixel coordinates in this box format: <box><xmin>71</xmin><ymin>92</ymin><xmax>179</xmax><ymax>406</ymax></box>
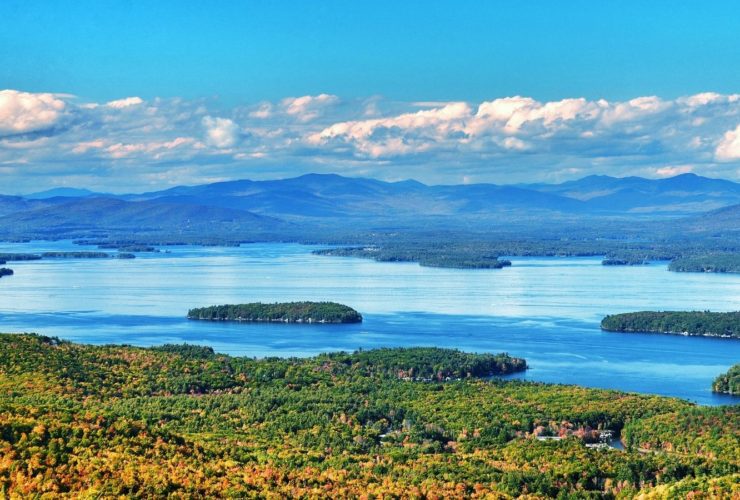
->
<box><xmin>98</xmin><ymin>244</ymin><xmax>160</xmax><ymax>252</ymax></box>
<box><xmin>601</xmin><ymin>311</ymin><xmax>740</xmax><ymax>339</ymax></box>
<box><xmin>0</xmin><ymin>333</ymin><xmax>737</xmax><ymax>498</ymax></box>
<box><xmin>313</xmin><ymin>246</ymin><xmax>512</xmax><ymax>269</ymax></box>
<box><xmin>669</xmin><ymin>253</ymin><xmax>740</xmax><ymax>273</ymax></box>
<box><xmin>712</xmin><ymin>363</ymin><xmax>739</xmax><ymax>394</ymax></box>
<box><xmin>0</xmin><ymin>253</ymin><xmax>41</xmax><ymax>261</ymax></box>
<box><xmin>187</xmin><ymin>301</ymin><xmax>363</xmax><ymax>323</ymax></box>
<box><xmin>0</xmin><ymin>268</ymin><xmax>13</xmax><ymax>278</ymax></box>
<box><xmin>41</xmin><ymin>251</ymin><xmax>112</xmax><ymax>258</ymax></box>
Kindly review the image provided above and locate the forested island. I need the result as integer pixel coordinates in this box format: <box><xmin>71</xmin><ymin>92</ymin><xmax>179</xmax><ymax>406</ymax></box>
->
<box><xmin>0</xmin><ymin>253</ymin><xmax>41</xmax><ymax>261</ymax></box>
<box><xmin>668</xmin><ymin>253</ymin><xmax>740</xmax><ymax>273</ymax></box>
<box><xmin>0</xmin><ymin>334</ymin><xmax>737</xmax><ymax>497</ymax></box>
<box><xmin>41</xmin><ymin>251</ymin><xmax>112</xmax><ymax>258</ymax></box>
<box><xmin>601</xmin><ymin>311</ymin><xmax>740</xmax><ymax>338</ymax></box>
<box><xmin>0</xmin><ymin>268</ymin><xmax>13</xmax><ymax>278</ymax></box>
<box><xmin>313</xmin><ymin>246</ymin><xmax>512</xmax><ymax>269</ymax></box>
<box><xmin>187</xmin><ymin>301</ymin><xmax>363</xmax><ymax>323</ymax></box>
<box><xmin>713</xmin><ymin>364</ymin><xmax>739</xmax><ymax>394</ymax></box>
<box><xmin>0</xmin><ymin>251</ymin><xmax>135</xmax><ymax>262</ymax></box>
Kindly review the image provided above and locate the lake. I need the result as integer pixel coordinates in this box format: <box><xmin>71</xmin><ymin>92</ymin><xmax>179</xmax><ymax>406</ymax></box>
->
<box><xmin>0</xmin><ymin>240</ymin><xmax>738</xmax><ymax>405</ymax></box>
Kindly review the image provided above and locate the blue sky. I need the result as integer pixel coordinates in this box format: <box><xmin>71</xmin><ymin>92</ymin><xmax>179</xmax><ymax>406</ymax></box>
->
<box><xmin>1</xmin><ymin>0</ymin><xmax>739</xmax><ymax>191</ymax></box>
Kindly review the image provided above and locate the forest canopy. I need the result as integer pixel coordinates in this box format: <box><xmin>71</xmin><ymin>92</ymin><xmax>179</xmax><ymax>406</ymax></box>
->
<box><xmin>187</xmin><ymin>301</ymin><xmax>363</xmax><ymax>323</ymax></box>
<box><xmin>0</xmin><ymin>334</ymin><xmax>737</xmax><ymax>497</ymax></box>
<box><xmin>713</xmin><ymin>364</ymin><xmax>740</xmax><ymax>395</ymax></box>
<box><xmin>601</xmin><ymin>311</ymin><xmax>740</xmax><ymax>338</ymax></box>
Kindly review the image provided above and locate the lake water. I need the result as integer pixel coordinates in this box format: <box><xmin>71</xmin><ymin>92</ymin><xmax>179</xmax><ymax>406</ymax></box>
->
<box><xmin>0</xmin><ymin>240</ymin><xmax>738</xmax><ymax>405</ymax></box>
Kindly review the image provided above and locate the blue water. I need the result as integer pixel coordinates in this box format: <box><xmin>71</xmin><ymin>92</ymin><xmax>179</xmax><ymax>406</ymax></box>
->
<box><xmin>0</xmin><ymin>240</ymin><xmax>738</xmax><ymax>405</ymax></box>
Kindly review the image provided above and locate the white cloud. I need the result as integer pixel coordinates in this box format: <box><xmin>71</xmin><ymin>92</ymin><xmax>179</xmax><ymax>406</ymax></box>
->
<box><xmin>655</xmin><ymin>165</ymin><xmax>694</xmax><ymax>177</ymax></box>
<box><xmin>106</xmin><ymin>96</ymin><xmax>144</xmax><ymax>109</ymax></box>
<box><xmin>716</xmin><ymin>125</ymin><xmax>740</xmax><ymax>161</ymax></box>
<box><xmin>309</xmin><ymin>102</ymin><xmax>471</xmax><ymax>157</ymax></box>
<box><xmin>0</xmin><ymin>90</ymin><xmax>66</xmax><ymax>135</ymax></box>
<box><xmin>281</xmin><ymin>94</ymin><xmax>339</xmax><ymax>122</ymax></box>
<box><xmin>72</xmin><ymin>139</ymin><xmax>106</xmax><ymax>154</ymax></box>
<box><xmin>249</xmin><ymin>103</ymin><xmax>273</xmax><ymax>119</ymax></box>
<box><xmin>1</xmin><ymin>88</ymin><xmax>740</xmax><ymax>192</ymax></box>
<box><xmin>203</xmin><ymin>116</ymin><xmax>238</xmax><ymax>148</ymax></box>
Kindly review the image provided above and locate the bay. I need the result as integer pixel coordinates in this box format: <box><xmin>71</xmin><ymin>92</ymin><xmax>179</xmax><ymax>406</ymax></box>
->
<box><xmin>0</xmin><ymin>240</ymin><xmax>738</xmax><ymax>405</ymax></box>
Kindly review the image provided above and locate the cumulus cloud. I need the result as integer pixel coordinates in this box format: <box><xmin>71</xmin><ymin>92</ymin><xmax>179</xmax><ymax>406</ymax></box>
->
<box><xmin>203</xmin><ymin>116</ymin><xmax>239</xmax><ymax>148</ymax></box>
<box><xmin>281</xmin><ymin>94</ymin><xmax>339</xmax><ymax>122</ymax></box>
<box><xmin>1</xmin><ymin>88</ymin><xmax>739</xmax><ymax>192</ymax></box>
<box><xmin>655</xmin><ymin>165</ymin><xmax>694</xmax><ymax>177</ymax></box>
<box><xmin>105</xmin><ymin>96</ymin><xmax>144</xmax><ymax>109</ymax></box>
<box><xmin>308</xmin><ymin>102</ymin><xmax>471</xmax><ymax>157</ymax></box>
<box><xmin>716</xmin><ymin>125</ymin><xmax>740</xmax><ymax>161</ymax></box>
<box><xmin>0</xmin><ymin>90</ymin><xmax>66</xmax><ymax>135</ymax></box>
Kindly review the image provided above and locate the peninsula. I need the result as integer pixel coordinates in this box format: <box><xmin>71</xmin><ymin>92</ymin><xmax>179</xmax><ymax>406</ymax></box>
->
<box><xmin>187</xmin><ymin>301</ymin><xmax>363</xmax><ymax>323</ymax></box>
<box><xmin>712</xmin><ymin>364</ymin><xmax>739</xmax><ymax>394</ymax></box>
<box><xmin>601</xmin><ymin>311</ymin><xmax>740</xmax><ymax>339</ymax></box>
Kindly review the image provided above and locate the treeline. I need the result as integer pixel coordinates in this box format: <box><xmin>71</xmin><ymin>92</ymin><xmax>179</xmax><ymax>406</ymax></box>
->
<box><xmin>0</xmin><ymin>251</ymin><xmax>136</xmax><ymax>261</ymax></box>
<box><xmin>669</xmin><ymin>253</ymin><xmax>740</xmax><ymax>273</ymax></box>
<box><xmin>0</xmin><ymin>334</ymin><xmax>736</xmax><ymax>497</ymax></box>
<box><xmin>320</xmin><ymin>347</ymin><xmax>526</xmax><ymax>379</ymax></box>
<box><xmin>713</xmin><ymin>364</ymin><xmax>740</xmax><ymax>394</ymax></box>
<box><xmin>0</xmin><ymin>268</ymin><xmax>13</xmax><ymax>278</ymax></box>
<box><xmin>0</xmin><ymin>334</ymin><xmax>738</xmax><ymax>497</ymax></box>
<box><xmin>313</xmin><ymin>245</ymin><xmax>512</xmax><ymax>269</ymax></box>
<box><xmin>187</xmin><ymin>301</ymin><xmax>363</xmax><ymax>323</ymax></box>
<box><xmin>601</xmin><ymin>311</ymin><xmax>740</xmax><ymax>338</ymax></box>
<box><xmin>0</xmin><ymin>253</ymin><xmax>41</xmax><ymax>261</ymax></box>
<box><xmin>312</xmin><ymin>237</ymin><xmax>740</xmax><ymax>271</ymax></box>
<box><xmin>41</xmin><ymin>251</ymin><xmax>112</xmax><ymax>258</ymax></box>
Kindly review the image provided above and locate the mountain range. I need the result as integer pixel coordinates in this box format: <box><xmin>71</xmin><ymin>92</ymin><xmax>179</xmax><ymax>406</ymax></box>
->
<box><xmin>1</xmin><ymin>173</ymin><xmax>739</xmax><ymax>239</ymax></box>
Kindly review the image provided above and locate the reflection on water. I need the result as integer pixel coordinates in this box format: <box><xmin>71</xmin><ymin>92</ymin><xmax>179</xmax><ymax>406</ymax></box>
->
<box><xmin>0</xmin><ymin>241</ymin><xmax>738</xmax><ymax>405</ymax></box>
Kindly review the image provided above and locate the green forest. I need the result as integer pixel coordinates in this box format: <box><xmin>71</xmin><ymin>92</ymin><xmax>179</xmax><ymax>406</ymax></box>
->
<box><xmin>313</xmin><ymin>246</ymin><xmax>513</xmax><ymax>269</ymax></box>
<box><xmin>187</xmin><ymin>301</ymin><xmax>363</xmax><ymax>323</ymax></box>
<box><xmin>713</xmin><ymin>364</ymin><xmax>740</xmax><ymax>395</ymax></box>
<box><xmin>0</xmin><ymin>334</ymin><xmax>737</xmax><ymax>498</ymax></box>
<box><xmin>668</xmin><ymin>253</ymin><xmax>740</xmax><ymax>273</ymax></box>
<box><xmin>601</xmin><ymin>311</ymin><xmax>740</xmax><ymax>339</ymax></box>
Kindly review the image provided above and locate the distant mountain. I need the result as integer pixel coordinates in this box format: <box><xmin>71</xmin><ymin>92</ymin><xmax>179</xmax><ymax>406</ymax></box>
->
<box><xmin>121</xmin><ymin>172</ymin><xmax>740</xmax><ymax>219</ymax></box>
<box><xmin>525</xmin><ymin>173</ymin><xmax>740</xmax><ymax>213</ymax></box>
<box><xmin>24</xmin><ymin>187</ymin><xmax>105</xmax><ymax>199</ymax></box>
<box><xmin>678</xmin><ymin>203</ymin><xmax>740</xmax><ymax>234</ymax></box>
<box><xmin>1</xmin><ymin>173</ymin><xmax>738</xmax><ymax>241</ymax></box>
<box><xmin>0</xmin><ymin>197</ymin><xmax>288</xmax><ymax>238</ymax></box>
<box><xmin>0</xmin><ymin>195</ymin><xmax>52</xmax><ymax>217</ymax></box>
<box><xmin>123</xmin><ymin>173</ymin><xmax>587</xmax><ymax>219</ymax></box>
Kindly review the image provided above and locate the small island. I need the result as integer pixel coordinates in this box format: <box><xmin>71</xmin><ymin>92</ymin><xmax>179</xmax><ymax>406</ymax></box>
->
<box><xmin>712</xmin><ymin>364</ymin><xmax>739</xmax><ymax>394</ymax></box>
<box><xmin>0</xmin><ymin>268</ymin><xmax>13</xmax><ymax>278</ymax></box>
<box><xmin>313</xmin><ymin>246</ymin><xmax>512</xmax><ymax>269</ymax></box>
<box><xmin>187</xmin><ymin>301</ymin><xmax>363</xmax><ymax>323</ymax></box>
<box><xmin>0</xmin><ymin>253</ymin><xmax>41</xmax><ymax>261</ymax></box>
<box><xmin>601</xmin><ymin>311</ymin><xmax>740</xmax><ymax>339</ymax></box>
<box><xmin>668</xmin><ymin>253</ymin><xmax>740</xmax><ymax>273</ymax></box>
<box><xmin>602</xmin><ymin>258</ymin><xmax>647</xmax><ymax>266</ymax></box>
<box><xmin>41</xmin><ymin>251</ymin><xmax>112</xmax><ymax>258</ymax></box>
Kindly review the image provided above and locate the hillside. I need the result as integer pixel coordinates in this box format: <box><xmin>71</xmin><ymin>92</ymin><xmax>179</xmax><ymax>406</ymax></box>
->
<box><xmin>601</xmin><ymin>311</ymin><xmax>740</xmax><ymax>338</ymax></box>
<box><xmin>0</xmin><ymin>173</ymin><xmax>738</xmax><ymax>242</ymax></box>
<box><xmin>0</xmin><ymin>334</ymin><xmax>736</xmax><ymax>498</ymax></box>
<box><xmin>526</xmin><ymin>173</ymin><xmax>740</xmax><ymax>213</ymax></box>
<box><xmin>0</xmin><ymin>197</ymin><xmax>288</xmax><ymax>239</ymax></box>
